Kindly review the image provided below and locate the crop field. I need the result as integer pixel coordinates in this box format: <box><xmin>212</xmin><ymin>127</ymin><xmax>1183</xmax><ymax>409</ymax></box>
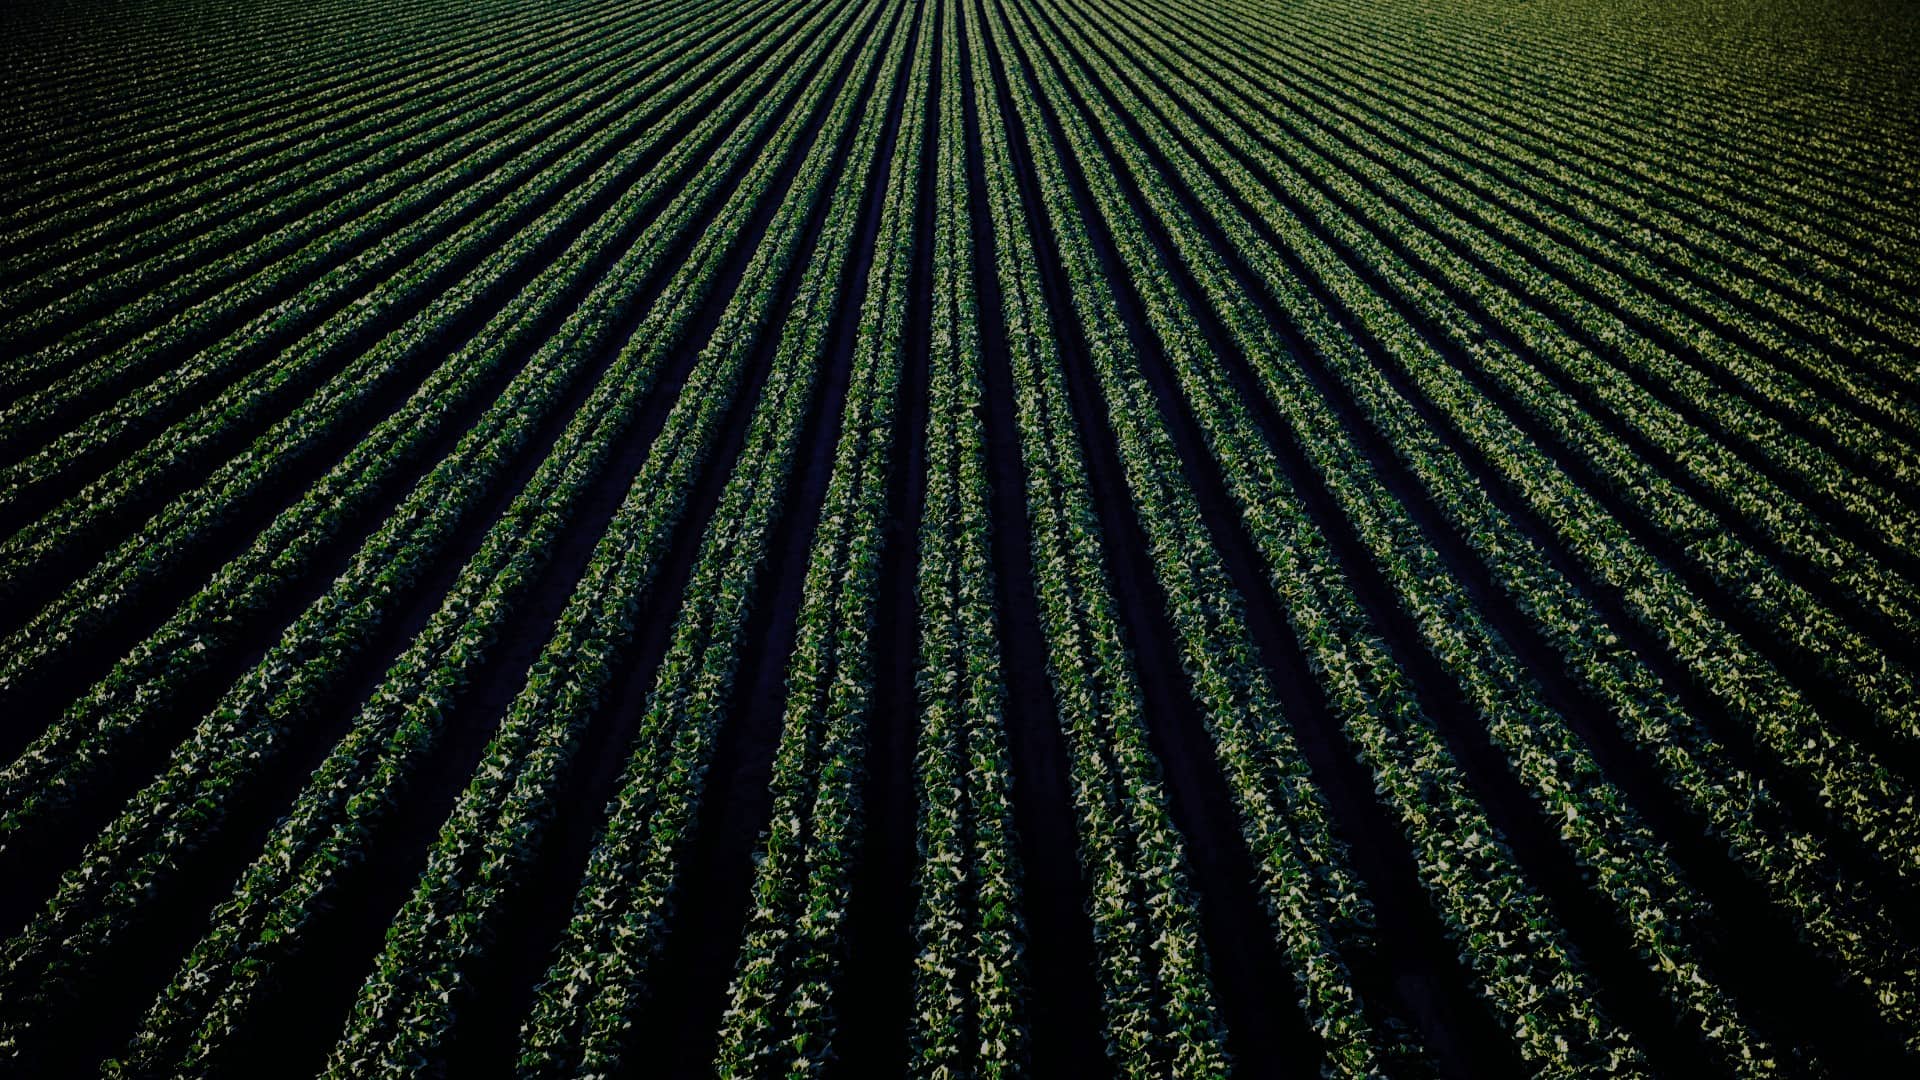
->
<box><xmin>1</xmin><ymin>0</ymin><xmax>1917</xmax><ymax>1074</ymax></box>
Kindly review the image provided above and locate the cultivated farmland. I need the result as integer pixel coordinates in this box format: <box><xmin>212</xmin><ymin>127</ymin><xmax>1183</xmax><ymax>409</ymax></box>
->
<box><xmin>2</xmin><ymin>0</ymin><xmax>1917</xmax><ymax>1074</ymax></box>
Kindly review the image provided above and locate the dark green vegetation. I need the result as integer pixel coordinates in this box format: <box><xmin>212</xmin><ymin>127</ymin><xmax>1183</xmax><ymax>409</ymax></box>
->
<box><xmin>2</xmin><ymin>0</ymin><xmax>1917</xmax><ymax>1074</ymax></box>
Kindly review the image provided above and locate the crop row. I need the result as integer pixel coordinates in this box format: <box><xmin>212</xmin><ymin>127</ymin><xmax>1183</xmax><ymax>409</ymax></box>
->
<box><xmin>1277</xmin><ymin>0</ymin><xmax>1920</xmax><ymax>326</ymax></box>
<box><xmin>0</xmin><ymin>0</ymin><xmax>731</xmax><ymax>484</ymax></box>
<box><xmin>0</xmin><ymin>0</ymin><xmax>529</xmax><ymax>230</ymax></box>
<box><xmin>322</xmin><ymin>0</ymin><xmax>907</xmax><ymax>1072</ymax></box>
<box><xmin>1071</xmin><ymin>0</ymin><xmax>1920</xmax><ymax>1050</ymax></box>
<box><xmin>708</xmin><ymin>8</ymin><xmax>935</xmax><ymax>1069</ymax></box>
<box><xmin>1014</xmin><ymin>0</ymin><xmax>1823</xmax><ymax>1072</ymax></box>
<box><xmin>0</xmin><ymin>0</ymin><xmax>706</xmax><ymax>373</ymax></box>
<box><xmin>0</xmin><ymin>0</ymin><xmax>560</xmax><ymax>283</ymax></box>
<box><xmin>903</xmin><ymin>3</ymin><xmax>1026</xmax><ymax>1071</ymax></box>
<box><xmin>1089</xmin><ymin>0</ymin><xmax>1920</xmax><ymax>893</ymax></box>
<box><xmin>0</xmin><ymin>0</ymin><xmax>860</xmax><ymax>1064</ymax></box>
<box><xmin>0</xmin><ymin>0</ymin><xmax>812</xmax><ymax>733</ymax></box>
<box><xmin>95</xmin><ymin>0</ymin><xmax>884</xmax><ymax>1071</ymax></box>
<box><xmin>1</xmin><ymin>0</ymin><xmax>1913</xmax><ymax>1074</ymax></box>
<box><xmin>1118</xmin><ymin>0</ymin><xmax>1920</xmax><ymax>806</ymax></box>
